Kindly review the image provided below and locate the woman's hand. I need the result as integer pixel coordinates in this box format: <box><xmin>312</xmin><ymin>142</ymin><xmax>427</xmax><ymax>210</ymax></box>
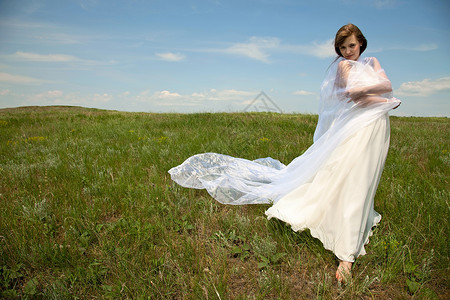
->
<box><xmin>345</xmin><ymin>87</ymin><xmax>366</xmax><ymax>103</ymax></box>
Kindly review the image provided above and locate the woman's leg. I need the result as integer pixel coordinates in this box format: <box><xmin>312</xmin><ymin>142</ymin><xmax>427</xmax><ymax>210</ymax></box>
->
<box><xmin>336</xmin><ymin>260</ymin><xmax>352</xmax><ymax>282</ymax></box>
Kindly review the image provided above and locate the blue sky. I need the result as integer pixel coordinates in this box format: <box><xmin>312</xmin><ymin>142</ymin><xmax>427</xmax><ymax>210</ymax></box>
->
<box><xmin>0</xmin><ymin>0</ymin><xmax>449</xmax><ymax>116</ymax></box>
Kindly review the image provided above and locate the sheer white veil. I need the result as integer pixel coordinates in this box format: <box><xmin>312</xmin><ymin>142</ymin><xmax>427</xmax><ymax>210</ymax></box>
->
<box><xmin>168</xmin><ymin>56</ymin><xmax>401</xmax><ymax>205</ymax></box>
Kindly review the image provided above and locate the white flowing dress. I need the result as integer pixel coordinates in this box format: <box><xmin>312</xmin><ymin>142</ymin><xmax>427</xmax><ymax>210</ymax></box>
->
<box><xmin>168</xmin><ymin>57</ymin><xmax>401</xmax><ymax>262</ymax></box>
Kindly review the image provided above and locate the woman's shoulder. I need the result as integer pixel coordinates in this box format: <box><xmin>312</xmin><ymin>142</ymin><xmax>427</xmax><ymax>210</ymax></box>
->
<box><xmin>363</xmin><ymin>56</ymin><xmax>378</xmax><ymax>62</ymax></box>
<box><xmin>362</xmin><ymin>56</ymin><xmax>381</xmax><ymax>65</ymax></box>
<box><xmin>335</xmin><ymin>56</ymin><xmax>382</xmax><ymax>72</ymax></box>
<box><xmin>362</xmin><ymin>57</ymin><xmax>384</xmax><ymax>71</ymax></box>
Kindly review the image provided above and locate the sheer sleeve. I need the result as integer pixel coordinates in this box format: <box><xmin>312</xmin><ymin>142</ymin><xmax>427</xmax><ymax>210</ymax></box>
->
<box><xmin>336</xmin><ymin>60</ymin><xmax>352</xmax><ymax>89</ymax></box>
<box><xmin>358</xmin><ymin>57</ymin><xmax>392</xmax><ymax>96</ymax></box>
<box><xmin>313</xmin><ymin>57</ymin><xmax>401</xmax><ymax>142</ymax></box>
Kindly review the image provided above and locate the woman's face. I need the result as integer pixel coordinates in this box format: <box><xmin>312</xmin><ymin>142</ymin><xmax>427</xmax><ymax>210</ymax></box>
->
<box><xmin>339</xmin><ymin>34</ymin><xmax>362</xmax><ymax>61</ymax></box>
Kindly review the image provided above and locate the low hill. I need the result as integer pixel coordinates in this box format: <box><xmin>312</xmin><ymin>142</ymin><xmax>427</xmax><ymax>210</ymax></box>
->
<box><xmin>0</xmin><ymin>106</ymin><xmax>448</xmax><ymax>298</ymax></box>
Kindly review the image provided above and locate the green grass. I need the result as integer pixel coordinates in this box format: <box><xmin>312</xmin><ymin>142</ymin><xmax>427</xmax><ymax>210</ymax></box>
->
<box><xmin>0</xmin><ymin>106</ymin><xmax>448</xmax><ymax>299</ymax></box>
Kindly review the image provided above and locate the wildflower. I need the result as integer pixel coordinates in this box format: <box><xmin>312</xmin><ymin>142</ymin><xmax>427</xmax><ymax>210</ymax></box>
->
<box><xmin>260</xmin><ymin>137</ymin><xmax>270</xmax><ymax>142</ymax></box>
<box><xmin>129</xmin><ymin>130</ymin><xmax>135</xmax><ymax>133</ymax></box>
<box><xmin>157</xmin><ymin>136</ymin><xmax>168</xmax><ymax>143</ymax></box>
<box><xmin>8</xmin><ymin>136</ymin><xmax>47</xmax><ymax>145</ymax></box>
<box><xmin>0</xmin><ymin>120</ymin><xmax>7</xmax><ymax>126</ymax></box>
<box><xmin>24</xmin><ymin>136</ymin><xmax>46</xmax><ymax>143</ymax></box>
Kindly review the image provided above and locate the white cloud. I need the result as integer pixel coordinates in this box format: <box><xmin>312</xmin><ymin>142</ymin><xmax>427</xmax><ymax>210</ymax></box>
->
<box><xmin>78</xmin><ymin>0</ymin><xmax>99</xmax><ymax>11</ymax></box>
<box><xmin>136</xmin><ymin>90</ymin><xmax>184</xmax><ymax>106</ymax></box>
<box><xmin>0</xmin><ymin>72</ymin><xmax>50</xmax><ymax>85</ymax></box>
<box><xmin>46</xmin><ymin>90</ymin><xmax>63</xmax><ymax>97</ymax></box>
<box><xmin>154</xmin><ymin>90</ymin><xmax>182</xmax><ymax>99</ymax></box>
<box><xmin>223</xmin><ymin>36</ymin><xmax>280</xmax><ymax>63</ymax></box>
<box><xmin>396</xmin><ymin>77</ymin><xmax>450</xmax><ymax>97</ymax></box>
<box><xmin>212</xmin><ymin>36</ymin><xmax>435</xmax><ymax>62</ymax></box>
<box><xmin>194</xmin><ymin>89</ymin><xmax>257</xmax><ymax>101</ymax></box>
<box><xmin>368</xmin><ymin>43</ymin><xmax>438</xmax><ymax>54</ymax></box>
<box><xmin>411</xmin><ymin>44</ymin><xmax>438</xmax><ymax>51</ymax></box>
<box><xmin>0</xmin><ymin>88</ymin><xmax>259</xmax><ymax>112</ymax></box>
<box><xmin>34</xmin><ymin>32</ymin><xmax>82</xmax><ymax>45</ymax></box>
<box><xmin>5</xmin><ymin>51</ymin><xmax>115</xmax><ymax>66</ymax></box>
<box><xmin>92</xmin><ymin>93</ymin><xmax>113</xmax><ymax>103</ymax></box>
<box><xmin>373</xmin><ymin>0</ymin><xmax>397</xmax><ymax>8</ymax></box>
<box><xmin>155</xmin><ymin>52</ymin><xmax>186</xmax><ymax>62</ymax></box>
<box><xmin>134</xmin><ymin>88</ymin><xmax>257</xmax><ymax>107</ymax></box>
<box><xmin>282</xmin><ymin>39</ymin><xmax>335</xmax><ymax>59</ymax></box>
<box><xmin>0</xmin><ymin>19</ymin><xmax>85</xmax><ymax>45</ymax></box>
<box><xmin>220</xmin><ymin>37</ymin><xmax>336</xmax><ymax>60</ymax></box>
<box><xmin>309</xmin><ymin>39</ymin><xmax>336</xmax><ymax>58</ymax></box>
<box><xmin>21</xmin><ymin>90</ymin><xmax>113</xmax><ymax>107</ymax></box>
<box><xmin>293</xmin><ymin>90</ymin><xmax>315</xmax><ymax>96</ymax></box>
<box><xmin>30</xmin><ymin>90</ymin><xmax>64</xmax><ymax>102</ymax></box>
<box><xmin>205</xmin><ymin>37</ymin><xmax>335</xmax><ymax>61</ymax></box>
<box><xmin>341</xmin><ymin>0</ymin><xmax>398</xmax><ymax>9</ymax></box>
<box><xmin>11</xmin><ymin>51</ymin><xmax>76</xmax><ymax>62</ymax></box>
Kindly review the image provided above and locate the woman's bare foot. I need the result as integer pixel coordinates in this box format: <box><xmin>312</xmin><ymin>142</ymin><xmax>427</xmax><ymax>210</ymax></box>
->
<box><xmin>336</xmin><ymin>261</ymin><xmax>352</xmax><ymax>283</ymax></box>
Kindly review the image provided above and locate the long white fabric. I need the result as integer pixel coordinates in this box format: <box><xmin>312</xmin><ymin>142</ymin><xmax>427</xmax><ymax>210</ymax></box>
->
<box><xmin>168</xmin><ymin>57</ymin><xmax>401</xmax><ymax>261</ymax></box>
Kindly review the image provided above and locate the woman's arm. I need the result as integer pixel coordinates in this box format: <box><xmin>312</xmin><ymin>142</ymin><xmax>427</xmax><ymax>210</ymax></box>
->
<box><xmin>346</xmin><ymin>57</ymin><xmax>392</xmax><ymax>102</ymax></box>
<box><xmin>337</xmin><ymin>60</ymin><xmax>351</xmax><ymax>88</ymax></box>
<box><xmin>351</xmin><ymin>95</ymin><xmax>388</xmax><ymax>107</ymax></box>
<box><xmin>346</xmin><ymin>81</ymin><xmax>392</xmax><ymax>100</ymax></box>
<box><xmin>352</xmin><ymin>95</ymin><xmax>401</xmax><ymax>109</ymax></box>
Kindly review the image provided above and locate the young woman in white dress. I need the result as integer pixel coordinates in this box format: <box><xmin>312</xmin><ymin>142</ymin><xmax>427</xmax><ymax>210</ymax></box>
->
<box><xmin>169</xmin><ymin>24</ymin><xmax>401</xmax><ymax>283</ymax></box>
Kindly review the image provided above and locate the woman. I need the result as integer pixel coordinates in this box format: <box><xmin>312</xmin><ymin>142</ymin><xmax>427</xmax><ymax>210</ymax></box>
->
<box><xmin>169</xmin><ymin>24</ymin><xmax>401</xmax><ymax>282</ymax></box>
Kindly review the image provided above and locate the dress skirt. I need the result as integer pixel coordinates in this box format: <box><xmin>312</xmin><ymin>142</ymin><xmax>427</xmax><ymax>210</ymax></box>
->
<box><xmin>265</xmin><ymin>114</ymin><xmax>390</xmax><ymax>262</ymax></box>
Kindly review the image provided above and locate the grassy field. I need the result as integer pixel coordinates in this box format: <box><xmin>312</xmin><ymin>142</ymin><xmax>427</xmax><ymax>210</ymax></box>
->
<box><xmin>0</xmin><ymin>106</ymin><xmax>448</xmax><ymax>299</ymax></box>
